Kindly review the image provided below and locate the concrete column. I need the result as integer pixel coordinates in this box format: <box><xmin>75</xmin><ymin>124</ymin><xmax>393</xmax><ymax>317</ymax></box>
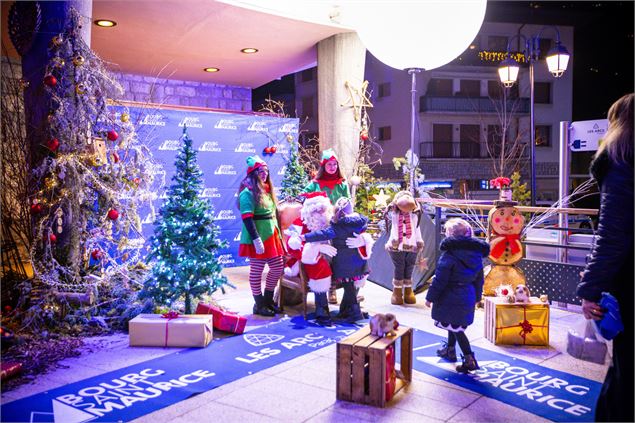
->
<box><xmin>317</xmin><ymin>33</ymin><xmax>366</xmax><ymax>179</ymax></box>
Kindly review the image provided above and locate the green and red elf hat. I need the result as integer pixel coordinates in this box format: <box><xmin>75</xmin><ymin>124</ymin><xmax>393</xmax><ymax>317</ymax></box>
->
<box><xmin>319</xmin><ymin>148</ymin><xmax>338</xmax><ymax>165</ymax></box>
<box><xmin>246</xmin><ymin>155</ymin><xmax>267</xmax><ymax>175</ymax></box>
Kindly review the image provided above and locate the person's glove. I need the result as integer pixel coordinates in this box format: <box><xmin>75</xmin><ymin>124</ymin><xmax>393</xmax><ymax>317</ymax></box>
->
<box><xmin>253</xmin><ymin>237</ymin><xmax>265</xmax><ymax>255</ymax></box>
<box><xmin>318</xmin><ymin>244</ymin><xmax>337</xmax><ymax>257</ymax></box>
<box><xmin>345</xmin><ymin>232</ymin><xmax>365</xmax><ymax>248</ymax></box>
<box><xmin>287</xmin><ymin>235</ymin><xmax>303</xmax><ymax>251</ymax></box>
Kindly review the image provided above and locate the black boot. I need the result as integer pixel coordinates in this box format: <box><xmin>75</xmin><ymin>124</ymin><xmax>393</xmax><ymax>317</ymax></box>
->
<box><xmin>253</xmin><ymin>294</ymin><xmax>275</xmax><ymax>317</ymax></box>
<box><xmin>263</xmin><ymin>290</ymin><xmax>281</xmax><ymax>314</ymax></box>
<box><xmin>436</xmin><ymin>343</ymin><xmax>457</xmax><ymax>362</ymax></box>
<box><xmin>314</xmin><ymin>292</ymin><xmax>333</xmax><ymax>326</ymax></box>
<box><xmin>335</xmin><ymin>282</ymin><xmax>365</xmax><ymax>323</ymax></box>
<box><xmin>456</xmin><ymin>353</ymin><xmax>479</xmax><ymax>373</ymax></box>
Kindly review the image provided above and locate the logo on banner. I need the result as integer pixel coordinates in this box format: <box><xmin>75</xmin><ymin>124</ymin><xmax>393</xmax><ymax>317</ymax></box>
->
<box><xmin>148</xmin><ymin>163</ymin><xmax>166</xmax><ymax>177</ymax></box>
<box><xmin>214</xmin><ymin>165</ymin><xmax>237</xmax><ymax>175</ymax></box>
<box><xmin>178</xmin><ymin>116</ymin><xmax>203</xmax><ymax>128</ymax></box>
<box><xmin>233</xmin><ymin>232</ymin><xmax>241</xmax><ymax>241</ymax></box>
<box><xmin>247</xmin><ymin>121</ymin><xmax>269</xmax><ymax>132</ymax></box>
<box><xmin>274</xmin><ymin>143</ymin><xmax>289</xmax><ymax>154</ymax></box>
<box><xmin>278</xmin><ymin>123</ymin><xmax>298</xmax><ymax>133</ymax></box>
<box><xmin>158</xmin><ymin>140</ymin><xmax>180</xmax><ymax>151</ymax></box>
<box><xmin>218</xmin><ymin>254</ymin><xmax>235</xmax><ymax>265</ymax></box>
<box><xmin>142</xmin><ymin>214</ymin><xmax>155</xmax><ymax>225</ymax></box>
<box><xmin>277</xmin><ymin>166</ymin><xmax>287</xmax><ymax>176</ymax></box>
<box><xmin>244</xmin><ymin>334</ymin><xmax>284</xmax><ymax>347</ymax></box>
<box><xmin>139</xmin><ymin>114</ymin><xmax>166</xmax><ymax>126</ymax></box>
<box><xmin>215</xmin><ymin>210</ymin><xmax>236</xmax><ymax>220</ymax></box>
<box><xmin>214</xmin><ymin>119</ymin><xmax>237</xmax><ymax>130</ymax></box>
<box><xmin>200</xmin><ymin>187</ymin><xmax>222</xmax><ymax>198</ymax></box>
<box><xmin>198</xmin><ymin>141</ymin><xmax>222</xmax><ymax>152</ymax></box>
<box><xmin>234</xmin><ymin>143</ymin><xmax>256</xmax><ymax>153</ymax></box>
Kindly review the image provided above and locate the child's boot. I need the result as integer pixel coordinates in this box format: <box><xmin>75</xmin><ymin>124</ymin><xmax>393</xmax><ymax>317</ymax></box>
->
<box><xmin>391</xmin><ymin>279</ymin><xmax>403</xmax><ymax>305</ymax></box>
<box><xmin>456</xmin><ymin>353</ymin><xmax>479</xmax><ymax>373</ymax></box>
<box><xmin>403</xmin><ymin>279</ymin><xmax>417</xmax><ymax>304</ymax></box>
<box><xmin>436</xmin><ymin>343</ymin><xmax>457</xmax><ymax>362</ymax></box>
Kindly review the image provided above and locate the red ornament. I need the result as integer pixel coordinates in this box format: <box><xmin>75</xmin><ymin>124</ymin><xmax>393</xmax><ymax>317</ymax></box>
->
<box><xmin>30</xmin><ymin>203</ymin><xmax>43</xmax><ymax>214</ymax></box>
<box><xmin>360</xmin><ymin>130</ymin><xmax>369</xmax><ymax>141</ymax></box>
<box><xmin>46</xmin><ymin>138</ymin><xmax>60</xmax><ymax>152</ymax></box>
<box><xmin>43</xmin><ymin>75</ymin><xmax>57</xmax><ymax>87</ymax></box>
<box><xmin>111</xmin><ymin>152</ymin><xmax>120</xmax><ymax>163</ymax></box>
<box><xmin>370</xmin><ymin>209</ymin><xmax>376</xmax><ymax>215</ymax></box>
<box><xmin>263</xmin><ymin>147</ymin><xmax>272</xmax><ymax>154</ymax></box>
<box><xmin>91</xmin><ymin>249</ymin><xmax>102</xmax><ymax>260</ymax></box>
<box><xmin>501</xmin><ymin>289</ymin><xmax>509</xmax><ymax>296</ymax></box>
<box><xmin>133</xmin><ymin>177</ymin><xmax>141</xmax><ymax>185</ymax></box>
<box><xmin>270</xmin><ymin>146</ymin><xmax>277</xmax><ymax>153</ymax></box>
<box><xmin>107</xmin><ymin>209</ymin><xmax>119</xmax><ymax>220</ymax></box>
<box><xmin>107</xmin><ymin>130</ymin><xmax>119</xmax><ymax>141</ymax></box>
<box><xmin>4</xmin><ymin>306</ymin><xmax>12</xmax><ymax>312</ymax></box>
<box><xmin>49</xmin><ymin>234</ymin><xmax>57</xmax><ymax>243</ymax></box>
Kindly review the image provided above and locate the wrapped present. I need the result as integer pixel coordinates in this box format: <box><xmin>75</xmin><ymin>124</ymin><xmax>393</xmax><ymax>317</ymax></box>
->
<box><xmin>1</xmin><ymin>361</ymin><xmax>22</xmax><ymax>381</ymax></box>
<box><xmin>195</xmin><ymin>303</ymin><xmax>247</xmax><ymax>334</ymax></box>
<box><xmin>484</xmin><ymin>297</ymin><xmax>549</xmax><ymax>346</ymax></box>
<box><xmin>129</xmin><ymin>313</ymin><xmax>213</xmax><ymax>347</ymax></box>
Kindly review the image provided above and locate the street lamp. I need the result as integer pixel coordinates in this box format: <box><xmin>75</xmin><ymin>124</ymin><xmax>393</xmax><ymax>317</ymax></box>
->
<box><xmin>498</xmin><ymin>26</ymin><xmax>570</xmax><ymax>205</ymax></box>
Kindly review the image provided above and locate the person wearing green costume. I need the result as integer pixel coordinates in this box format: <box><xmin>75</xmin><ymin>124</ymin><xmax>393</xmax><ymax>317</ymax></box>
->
<box><xmin>238</xmin><ymin>156</ymin><xmax>285</xmax><ymax>316</ymax></box>
<box><xmin>302</xmin><ymin>149</ymin><xmax>351</xmax><ymax>304</ymax></box>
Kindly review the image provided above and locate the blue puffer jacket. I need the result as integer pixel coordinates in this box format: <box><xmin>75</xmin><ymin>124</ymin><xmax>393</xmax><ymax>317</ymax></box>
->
<box><xmin>426</xmin><ymin>236</ymin><xmax>490</xmax><ymax>327</ymax></box>
<box><xmin>304</xmin><ymin>214</ymin><xmax>369</xmax><ymax>279</ymax></box>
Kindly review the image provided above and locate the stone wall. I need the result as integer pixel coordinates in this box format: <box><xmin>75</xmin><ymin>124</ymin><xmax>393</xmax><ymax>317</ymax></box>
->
<box><xmin>116</xmin><ymin>73</ymin><xmax>252</xmax><ymax>111</ymax></box>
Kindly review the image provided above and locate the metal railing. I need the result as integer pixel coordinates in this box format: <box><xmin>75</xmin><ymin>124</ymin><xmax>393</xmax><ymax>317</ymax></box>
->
<box><xmin>420</xmin><ymin>96</ymin><xmax>531</xmax><ymax>114</ymax></box>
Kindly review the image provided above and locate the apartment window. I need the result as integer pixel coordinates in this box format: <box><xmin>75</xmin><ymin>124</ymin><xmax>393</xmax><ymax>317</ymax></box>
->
<box><xmin>378</xmin><ymin>126</ymin><xmax>392</xmax><ymax>141</ymax></box>
<box><xmin>459</xmin><ymin>124</ymin><xmax>481</xmax><ymax>158</ymax></box>
<box><xmin>427</xmin><ymin>78</ymin><xmax>453</xmax><ymax>96</ymax></box>
<box><xmin>300</xmin><ymin>68</ymin><xmax>315</xmax><ymax>82</ymax></box>
<box><xmin>458</xmin><ymin>80</ymin><xmax>480</xmax><ymax>97</ymax></box>
<box><xmin>488</xmin><ymin>80</ymin><xmax>503</xmax><ymax>99</ymax></box>
<box><xmin>488</xmin><ymin>35</ymin><xmax>509</xmax><ymax>51</ymax></box>
<box><xmin>378</xmin><ymin>82</ymin><xmax>391</xmax><ymax>98</ymax></box>
<box><xmin>534</xmin><ymin>82</ymin><xmax>551</xmax><ymax>104</ymax></box>
<box><xmin>535</xmin><ymin>125</ymin><xmax>551</xmax><ymax>147</ymax></box>
<box><xmin>301</xmin><ymin>96</ymin><xmax>314</xmax><ymax>118</ymax></box>
<box><xmin>432</xmin><ymin>124</ymin><xmax>453</xmax><ymax>157</ymax></box>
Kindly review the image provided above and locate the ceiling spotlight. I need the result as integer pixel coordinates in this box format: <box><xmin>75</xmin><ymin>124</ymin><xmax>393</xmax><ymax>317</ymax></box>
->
<box><xmin>203</xmin><ymin>67</ymin><xmax>220</xmax><ymax>73</ymax></box>
<box><xmin>241</xmin><ymin>48</ymin><xmax>259</xmax><ymax>54</ymax></box>
<box><xmin>94</xmin><ymin>19</ymin><xmax>117</xmax><ymax>27</ymax></box>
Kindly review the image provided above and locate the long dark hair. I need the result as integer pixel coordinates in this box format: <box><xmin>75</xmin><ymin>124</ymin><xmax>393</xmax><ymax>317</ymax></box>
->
<box><xmin>596</xmin><ymin>93</ymin><xmax>634</xmax><ymax>165</ymax></box>
<box><xmin>236</xmin><ymin>169</ymin><xmax>278</xmax><ymax>209</ymax></box>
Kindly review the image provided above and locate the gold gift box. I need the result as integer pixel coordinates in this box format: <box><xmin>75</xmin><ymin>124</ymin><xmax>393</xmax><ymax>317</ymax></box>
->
<box><xmin>484</xmin><ymin>297</ymin><xmax>549</xmax><ymax>346</ymax></box>
<box><xmin>129</xmin><ymin>314</ymin><xmax>213</xmax><ymax>347</ymax></box>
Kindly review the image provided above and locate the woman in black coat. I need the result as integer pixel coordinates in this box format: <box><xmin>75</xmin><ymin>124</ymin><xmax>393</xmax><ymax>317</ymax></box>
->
<box><xmin>576</xmin><ymin>93</ymin><xmax>633</xmax><ymax>422</ymax></box>
<box><xmin>425</xmin><ymin>218</ymin><xmax>489</xmax><ymax>373</ymax></box>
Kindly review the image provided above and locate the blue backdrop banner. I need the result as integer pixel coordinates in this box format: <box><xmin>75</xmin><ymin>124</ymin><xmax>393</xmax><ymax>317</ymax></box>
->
<box><xmin>111</xmin><ymin>105</ymin><xmax>299</xmax><ymax>267</ymax></box>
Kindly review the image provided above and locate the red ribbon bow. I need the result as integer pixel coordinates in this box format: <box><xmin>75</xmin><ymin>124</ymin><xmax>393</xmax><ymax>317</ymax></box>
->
<box><xmin>161</xmin><ymin>311</ymin><xmax>180</xmax><ymax>347</ymax></box>
<box><xmin>490</xmin><ymin>234</ymin><xmax>521</xmax><ymax>259</ymax></box>
<box><xmin>518</xmin><ymin>319</ymin><xmax>534</xmax><ymax>340</ymax></box>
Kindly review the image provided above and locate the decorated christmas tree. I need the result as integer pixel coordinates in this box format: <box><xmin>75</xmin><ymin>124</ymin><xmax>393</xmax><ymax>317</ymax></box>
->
<box><xmin>27</xmin><ymin>9</ymin><xmax>156</xmax><ymax>329</ymax></box>
<box><xmin>280</xmin><ymin>136</ymin><xmax>308</xmax><ymax>198</ymax></box>
<box><xmin>141</xmin><ymin>128</ymin><xmax>231</xmax><ymax>313</ymax></box>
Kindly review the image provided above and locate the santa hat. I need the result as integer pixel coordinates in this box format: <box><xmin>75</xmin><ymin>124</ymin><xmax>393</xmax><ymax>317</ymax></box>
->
<box><xmin>300</xmin><ymin>191</ymin><xmax>328</xmax><ymax>201</ymax></box>
<box><xmin>320</xmin><ymin>148</ymin><xmax>338</xmax><ymax>166</ymax></box>
<box><xmin>246</xmin><ymin>155</ymin><xmax>267</xmax><ymax>175</ymax></box>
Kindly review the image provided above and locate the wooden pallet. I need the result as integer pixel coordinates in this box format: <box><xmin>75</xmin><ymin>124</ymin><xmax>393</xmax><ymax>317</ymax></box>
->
<box><xmin>336</xmin><ymin>325</ymin><xmax>413</xmax><ymax>407</ymax></box>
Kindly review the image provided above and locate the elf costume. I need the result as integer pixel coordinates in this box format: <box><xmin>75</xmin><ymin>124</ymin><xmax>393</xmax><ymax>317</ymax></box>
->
<box><xmin>239</xmin><ymin>155</ymin><xmax>285</xmax><ymax>316</ymax></box>
<box><xmin>303</xmin><ymin>149</ymin><xmax>350</xmax><ymax>206</ymax></box>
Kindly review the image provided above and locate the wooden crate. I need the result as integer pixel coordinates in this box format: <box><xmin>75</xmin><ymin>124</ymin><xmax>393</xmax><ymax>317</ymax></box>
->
<box><xmin>336</xmin><ymin>325</ymin><xmax>413</xmax><ymax>407</ymax></box>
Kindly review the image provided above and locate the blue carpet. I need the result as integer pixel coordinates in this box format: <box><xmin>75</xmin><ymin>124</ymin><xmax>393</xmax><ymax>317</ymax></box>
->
<box><xmin>1</xmin><ymin>317</ymin><xmax>601</xmax><ymax>423</ymax></box>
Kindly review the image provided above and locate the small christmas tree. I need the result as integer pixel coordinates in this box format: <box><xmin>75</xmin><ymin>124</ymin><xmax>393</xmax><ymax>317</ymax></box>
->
<box><xmin>280</xmin><ymin>136</ymin><xmax>308</xmax><ymax>199</ymax></box>
<box><xmin>141</xmin><ymin>128</ymin><xmax>231</xmax><ymax>313</ymax></box>
<box><xmin>510</xmin><ymin>171</ymin><xmax>531</xmax><ymax>206</ymax></box>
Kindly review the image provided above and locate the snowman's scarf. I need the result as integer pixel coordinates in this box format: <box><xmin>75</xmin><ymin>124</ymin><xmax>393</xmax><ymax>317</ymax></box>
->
<box><xmin>490</xmin><ymin>232</ymin><xmax>521</xmax><ymax>259</ymax></box>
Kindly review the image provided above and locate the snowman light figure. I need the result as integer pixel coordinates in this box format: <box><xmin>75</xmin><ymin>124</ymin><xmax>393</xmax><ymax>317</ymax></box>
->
<box><xmin>483</xmin><ymin>200</ymin><xmax>527</xmax><ymax>296</ymax></box>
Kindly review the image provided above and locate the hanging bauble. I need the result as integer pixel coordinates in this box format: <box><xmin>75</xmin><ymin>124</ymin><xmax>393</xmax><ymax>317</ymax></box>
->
<box><xmin>91</xmin><ymin>249</ymin><xmax>103</xmax><ymax>260</ymax></box>
<box><xmin>107</xmin><ymin>209</ymin><xmax>119</xmax><ymax>220</ymax></box>
<box><xmin>106</xmin><ymin>130</ymin><xmax>119</xmax><ymax>141</ymax></box>
<box><xmin>51</xmin><ymin>34</ymin><xmax>63</xmax><ymax>46</ymax></box>
<box><xmin>75</xmin><ymin>83</ymin><xmax>87</xmax><ymax>95</ymax></box>
<box><xmin>350</xmin><ymin>175</ymin><xmax>362</xmax><ymax>186</ymax></box>
<box><xmin>120</xmin><ymin>113</ymin><xmax>130</xmax><ymax>123</ymax></box>
<box><xmin>49</xmin><ymin>233</ymin><xmax>57</xmax><ymax>243</ymax></box>
<box><xmin>111</xmin><ymin>151</ymin><xmax>120</xmax><ymax>163</ymax></box>
<box><xmin>55</xmin><ymin>208</ymin><xmax>64</xmax><ymax>233</ymax></box>
<box><xmin>122</xmin><ymin>252</ymin><xmax>130</xmax><ymax>261</ymax></box>
<box><xmin>43</xmin><ymin>74</ymin><xmax>57</xmax><ymax>87</ymax></box>
<box><xmin>263</xmin><ymin>147</ymin><xmax>272</xmax><ymax>155</ymax></box>
<box><xmin>286</xmin><ymin>134</ymin><xmax>293</xmax><ymax>142</ymax></box>
<box><xmin>30</xmin><ymin>202</ymin><xmax>43</xmax><ymax>214</ymax></box>
<box><xmin>270</xmin><ymin>146</ymin><xmax>277</xmax><ymax>154</ymax></box>
<box><xmin>72</xmin><ymin>54</ymin><xmax>85</xmax><ymax>66</ymax></box>
<box><xmin>45</xmin><ymin>137</ymin><xmax>60</xmax><ymax>152</ymax></box>
<box><xmin>51</xmin><ymin>57</ymin><xmax>65</xmax><ymax>68</ymax></box>
<box><xmin>360</xmin><ymin>129</ymin><xmax>369</xmax><ymax>141</ymax></box>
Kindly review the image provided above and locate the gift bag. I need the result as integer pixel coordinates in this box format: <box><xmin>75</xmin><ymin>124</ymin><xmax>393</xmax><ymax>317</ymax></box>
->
<box><xmin>567</xmin><ymin>317</ymin><xmax>607</xmax><ymax>365</ymax></box>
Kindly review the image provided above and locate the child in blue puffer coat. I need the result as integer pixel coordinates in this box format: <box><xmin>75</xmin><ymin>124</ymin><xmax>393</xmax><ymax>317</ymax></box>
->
<box><xmin>425</xmin><ymin>218</ymin><xmax>489</xmax><ymax>373</ymax></box>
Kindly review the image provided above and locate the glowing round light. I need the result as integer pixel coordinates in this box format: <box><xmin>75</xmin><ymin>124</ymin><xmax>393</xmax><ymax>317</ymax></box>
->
<box><xmin>203</xmin><ymin>67</ymin><xmax>220</xmax><ymax>73</ymax></box>
<box><xmin>241</xmin><ymin>48</ymin><xmax>259</xmax><ymax>54</ymax></box>
<box><xmin>94</xmin><ymin>19</ymin><xmax>117</xmax><ymax>28</ymax></box>
<box><xmin>343</xmin><ymin>1</ymin><xmax>487</xmax><ymax>70</ymax></box>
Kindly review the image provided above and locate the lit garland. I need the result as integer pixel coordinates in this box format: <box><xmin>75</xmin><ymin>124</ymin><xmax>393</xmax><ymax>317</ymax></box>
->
<box><xmin>478</xmin><ymin>50</ymin><xmax>526</xmax><ymax>63</ymax></box>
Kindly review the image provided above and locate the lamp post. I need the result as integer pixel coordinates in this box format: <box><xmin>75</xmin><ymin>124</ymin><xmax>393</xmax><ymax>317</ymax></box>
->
<box><xmin>498</xmin><ymin>26</ymin><xmax>570</xmax><ymax>206</ymax></box>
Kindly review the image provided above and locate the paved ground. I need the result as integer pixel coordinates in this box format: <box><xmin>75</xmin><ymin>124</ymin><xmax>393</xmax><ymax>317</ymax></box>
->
<box><xmin>1</xmin><ymin>266</ymin><xmax>609</xmax><ymax>422</ymax></box>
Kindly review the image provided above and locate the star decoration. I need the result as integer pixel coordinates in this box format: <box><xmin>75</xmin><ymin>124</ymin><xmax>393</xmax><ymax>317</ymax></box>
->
<box><xmin>372</xmin><ymin>189</ymin><xmax>390</xmax><ymax>208</ymax></box>
<box><xmin>340</xmin><ymin>80</ymin><xmax>373</xmax><ymax>122</ymax></box>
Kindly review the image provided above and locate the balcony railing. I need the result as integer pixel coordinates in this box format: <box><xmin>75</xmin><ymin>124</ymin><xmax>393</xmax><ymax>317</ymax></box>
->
<box><xmin>420</xmin><ymin>142</ymin><xmax>489</xmax><ymax>159</ymax></box>
<box><xmin>420</xmin><ymin>96</ymin><xmax>530</xmax><ymax>114</ymax></box>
